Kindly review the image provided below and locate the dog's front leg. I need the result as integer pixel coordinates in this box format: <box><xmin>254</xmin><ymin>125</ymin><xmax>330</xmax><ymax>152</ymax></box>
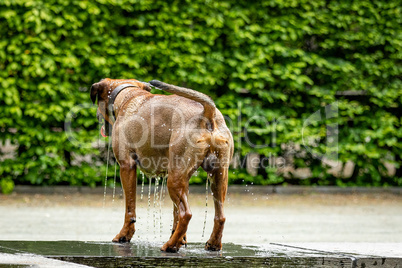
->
<box><xmin>112</xmin><ymin>159</ymin><xmax>137</xmax><ymax>243</ymax></box>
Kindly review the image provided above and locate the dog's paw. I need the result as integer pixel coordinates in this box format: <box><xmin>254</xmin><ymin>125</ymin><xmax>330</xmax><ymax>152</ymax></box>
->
<box><xmin>181</xmin><ymin>234</ymin><xmax>187</xmax><ymax>248</ymax></box>
<box><xmin>161</xmin><ymin>242</ymin><xmax>179</xmax><ymax>253</ymax></box>
<box><xmin>170</xmin><ymin>231</ymin><xmax>187</xmax><ymax>248</ymax></box>
<box><xmin>112</xmin><ymin>233</ymin><xmax>132</xmax><ymax>243</ymax></box>
<box><xmin>112</xmin><ymin>226</ymin><xmax>135</xmax><ymax>243</ymax></box>
<box><xmin>161</xmin><ymin>237</ymin><xmax>187</xmax><ymax>253</ymax></box>
<box><xmin>112</xmin><ymin>236</ymin><xmax>130</xmax><ymax>243</ymax></box>
<box><xmin>205</xmin><ymin>241</ymin><xmax>222</xmax><ymax>251</ymax></box>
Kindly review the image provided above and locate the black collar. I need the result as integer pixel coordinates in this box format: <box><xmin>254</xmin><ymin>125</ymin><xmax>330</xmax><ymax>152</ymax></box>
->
<box><xmin>108</xmin><ymin>83</ymin><xmax>139</xmax><ymax>120</ymax></box>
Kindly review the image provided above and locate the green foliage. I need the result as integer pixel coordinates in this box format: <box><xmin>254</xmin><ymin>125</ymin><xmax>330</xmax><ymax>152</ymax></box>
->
<box><xmin>0</xmin><ymin>0</ymin><xmax>400</xmax><ymax>189</ymax></box>
<box><xmin>0</xmin><ymin>177</ymin><xmax>14</xmax><ymax>194</ymax></box>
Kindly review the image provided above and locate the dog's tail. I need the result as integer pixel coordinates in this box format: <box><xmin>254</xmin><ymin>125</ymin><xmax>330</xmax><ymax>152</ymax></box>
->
<box><xmin>149</xmin><ymin>80</ymin><xmax>216</xmax><ymax>130</ymax></box>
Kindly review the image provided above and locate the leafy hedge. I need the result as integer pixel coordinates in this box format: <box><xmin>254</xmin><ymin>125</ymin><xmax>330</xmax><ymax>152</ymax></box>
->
<box><xmin>0</xmin><ymin>0</ymin><xmax>401</xmax><ymax>193</ymax></box>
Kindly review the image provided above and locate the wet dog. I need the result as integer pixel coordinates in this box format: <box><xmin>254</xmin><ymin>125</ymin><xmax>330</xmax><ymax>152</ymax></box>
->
<box><xmin>90</xmin><ymin>79</ymin><xmax>233</xmax><ymax>252</ymax></box>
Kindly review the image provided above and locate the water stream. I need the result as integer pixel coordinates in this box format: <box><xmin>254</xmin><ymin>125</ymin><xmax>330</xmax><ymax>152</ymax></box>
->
<box><xmin>112</xmin><ymin>162</ymin><xmax>117</xmax><ymax>203</ymax></box>
<box><xmin>153</xmin><ymin>177</ymin><xmax>160</xmax><ymax>239</ymax></box>
<box><xmin>159</xmin><ymin>177</ymin><xmax>166</xmax><ymax>239</ymax></box>
<box><xmin>147</xmin><ymin>177</ymin><xmax>152</xmax><ymax>234</ymax></box>
<box><xmin>202</xmin><ymin>177</ymin><xmax>209</xmax><ymax>238</ymax></box>
<box><xmin>108</xmin><ymin>170</ymin><xmax>212</xmax><ymax>242</ymax></box>
<box><xmin>103</xmin><ymin>139</ymin><xmax>111</xmax><ymax>208</ymax></box>
<box><xmin>140</xmin><ymin>171</ymin><xmax>145</xmax><ymax>201</ymax></box>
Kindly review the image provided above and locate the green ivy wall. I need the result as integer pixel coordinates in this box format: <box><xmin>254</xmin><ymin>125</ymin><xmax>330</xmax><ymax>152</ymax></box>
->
<box><xmin>0</xmin><ymin>0</ymin><xmax>401</xmax><ymax>193</ymax></box>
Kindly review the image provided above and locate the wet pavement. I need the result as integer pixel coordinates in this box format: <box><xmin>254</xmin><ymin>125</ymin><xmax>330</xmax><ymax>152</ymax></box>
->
<box><xmin>0</xmin><ymin>241</ymin><xmax>401</xmax><ymax>267</ymax></box>
<box><xmin>0</xmin><ymin>186</ymin><xmax>401</xmax><ymax>267</ymax></box>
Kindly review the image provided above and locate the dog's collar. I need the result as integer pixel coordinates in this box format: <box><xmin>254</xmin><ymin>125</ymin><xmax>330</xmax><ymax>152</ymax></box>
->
<box><xmin>108</xmin><ymin>83</ymin><xmax>139</xmax><ymax>120</ymax></box>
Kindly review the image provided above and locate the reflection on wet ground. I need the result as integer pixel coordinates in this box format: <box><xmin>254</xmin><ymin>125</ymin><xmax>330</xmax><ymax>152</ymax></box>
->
<box><xmin>1</xmin><ymin>187</ymin><xmax>402</xmax><ymax>267</ymax></box>
<box><xmin>1</xmin><ymin>241</ymin><xmax>262</xmax><ymax>258</ymax></box>
<box><xmin>1</xmin><ymin>241</ymin><xmax>401</xmax><ymax>267</ymax></box>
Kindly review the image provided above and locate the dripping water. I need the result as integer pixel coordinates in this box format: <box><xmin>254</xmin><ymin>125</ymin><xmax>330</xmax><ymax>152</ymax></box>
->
<box><xmin>103</xmin><ymin>139</ymin><xmax>111</xmax><ymax>208</ymax></box>
<box><xmin>162</xmin><ymin>176</ymin><xmax>167</xmax><ymax>201</ymax></box>
<box><xmin>159</xmin><ymin>176</ymin><xmax>166</xmax><ymax>239</ymax></box>
<box><xmin>112</xmin><ymin>161</ymin><xmax>117</xmax><ymax>203</ymax></box>
<box><xmin>136</xmin><ymin>171</ymin><xmax>145</xmax><ymax>240</ymax></box>
<box><xmin>147</xmin><ymin>177</ymin><xmax>152</xmax><ymax>233</ymax></box>
<box><xmin>153</xmin><ymin>178</ymin><xmax>160</xmax><ymax>239</ymax></box>
<box><xmin>140</xmin><ymin>171</ymin><xmax>145</xmax><ymax>201</ymax></box>
<box><xmin>202</xmin><ymin>176</ymin><xmax>209</xmax><ymax>238</ymax></box>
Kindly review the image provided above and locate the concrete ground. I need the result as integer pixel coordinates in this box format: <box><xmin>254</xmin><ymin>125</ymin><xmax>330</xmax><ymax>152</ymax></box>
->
<box><xmin>1</xmin><ymin>186</ymin><xmax>402</xmax><ymax>267</ymax></box>
<box><xmin>1</xmin><ymin>186</ymin><xmax>401</xmax><ymax>246</ymax></box>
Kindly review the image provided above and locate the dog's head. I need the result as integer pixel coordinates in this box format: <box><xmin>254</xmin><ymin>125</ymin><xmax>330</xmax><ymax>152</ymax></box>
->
<box><xmin>90</xmin><ymin>78</ymin><xmax>151</xmax><ymax>136</ymax></box>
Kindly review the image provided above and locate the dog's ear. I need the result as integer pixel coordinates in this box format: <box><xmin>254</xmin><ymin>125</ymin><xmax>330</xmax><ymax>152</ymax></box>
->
<box><xmin>90</xmin><ymin>83</ymin><xmax>99</xmax><ymax>104</ymax></box>
<box><xmin>90</xmin><ymin>80</ymin><xmax>108</xmax><ymax>104</ymax></box>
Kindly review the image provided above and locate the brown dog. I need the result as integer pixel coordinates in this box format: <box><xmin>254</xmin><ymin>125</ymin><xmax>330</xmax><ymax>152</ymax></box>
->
<box><xmin>90</xmin><ymin>78</ymin><xmax>233</xmax><ymax>252</ymax></box>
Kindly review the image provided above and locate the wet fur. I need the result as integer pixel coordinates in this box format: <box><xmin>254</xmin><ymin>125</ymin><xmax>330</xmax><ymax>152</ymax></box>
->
<box><xmin>90</xmin><ymin>78</ymin><xmax>233</xmax><ymax>252</ymax></box>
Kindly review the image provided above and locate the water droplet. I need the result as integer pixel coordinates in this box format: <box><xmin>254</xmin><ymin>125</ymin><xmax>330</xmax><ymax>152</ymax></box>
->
<box><xmin>140</xmin><ymin>171</ymin><xmax>145</xmax><ymax>200</ymax></box>
<box><xmin>202</xmin><ymin>177</ymin><xmax>209</xmax><ymax>238</ymax></box>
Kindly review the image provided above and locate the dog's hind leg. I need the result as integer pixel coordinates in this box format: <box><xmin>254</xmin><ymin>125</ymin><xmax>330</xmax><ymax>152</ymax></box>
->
<box><xmin>171</xmin><ymin>203</ymin><xmax>187</xmax><ymax>247</ymax></box>
<box><xmin>112</xmin><ymin>157</ymin><xmax>137</xmax><ymax>243</ymax></box>
<box><xmin>205</xmin><ymin>166</ymin><xmax>228</xmax><ymax>251</ymax></box>
<box><xmin>161</xmin><ymin>169</ymin><xmax>192</xmax><ymax>252</ymax></box>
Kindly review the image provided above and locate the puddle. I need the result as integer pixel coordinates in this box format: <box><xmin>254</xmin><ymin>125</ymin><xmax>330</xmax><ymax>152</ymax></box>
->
<box><xmin>0</xmin><ymin>241</ymin><xmax>262</xmax><ymax>258</ymax></box>
<box><xmin>1</xmin><ymin>241</ymin><xmax>398</xmax><ymax>267</ymax></box>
